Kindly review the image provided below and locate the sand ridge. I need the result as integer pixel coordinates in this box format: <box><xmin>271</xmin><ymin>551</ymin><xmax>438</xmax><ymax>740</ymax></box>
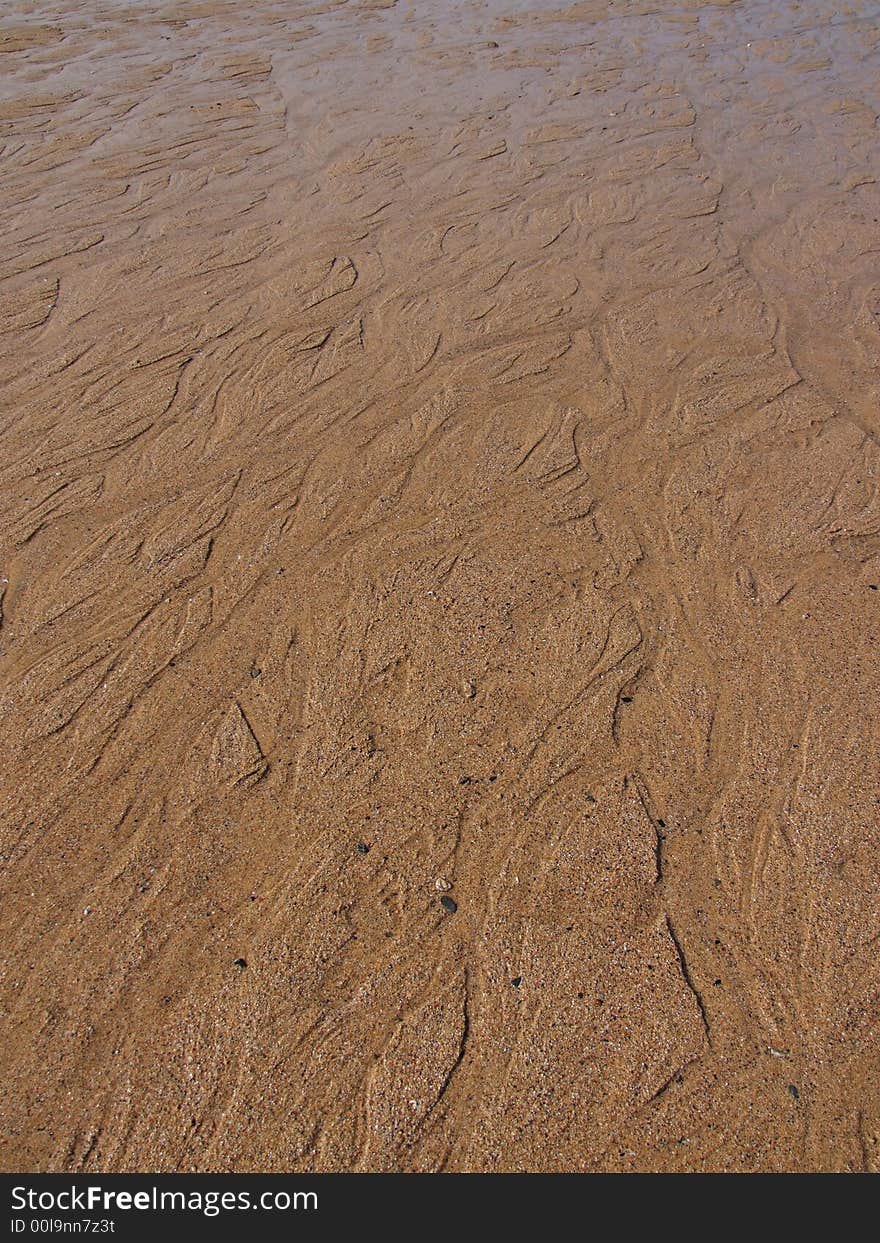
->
<box><xmin>0</xmin><ymin>0</ymin><xmax>879</xmax><ymax>1172</ymax></box>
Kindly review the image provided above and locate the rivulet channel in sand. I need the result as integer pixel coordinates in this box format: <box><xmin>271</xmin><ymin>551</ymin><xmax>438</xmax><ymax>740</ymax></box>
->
<box><xmin>1</xmin><ymin>0</ymin><xmax>879</xmax><ymax>1173</ymax></box>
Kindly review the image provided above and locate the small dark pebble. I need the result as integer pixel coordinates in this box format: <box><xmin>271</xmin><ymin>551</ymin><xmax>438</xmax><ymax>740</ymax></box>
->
<box><xmin>511</xmin><ymin>976</ymin><xmax>522</xmax><ymax>988</ymax></box>
<box><xmin>585</xmin><ymin>793</ymin><xmax>597</xmax><ymax>804</ymax></box>
<box><xmin>870</xmin><ymin>584</ymin><xmax>878</xmax><ymax>590</ymax></box>
<box><xmin>621</xmin><ymin>695</ymin><xmax>633</xmax><ymax>704</ymax></box>
<box><xmin>788</xmin><ymin>1084</ymin><xmax>800</xmax><ymax>1100</ymax></box>
<box><xmin>356</xmin><ymin>842</ymin><xmax>370</xmax><ymax>854</ymax></box>
<box><xmin>458</xmin><ymin>775</ymin><xmax>472</xmax><ymax>786</ymax></box>
<box><xmin>487</xmin><ymin>40</ymin><xmax>499</xmax><ymax>48</ymax></box>
<box><xmin>440</xmin><ymin>895</ymin><xmax>458</xmax><ymax>913</ymax></box>
<box><xmin>233</xmin><ymin>958</ymin><xmax>248</xmax><ymax>969</ymax></box>
<box><xmin>657</xmin><ymin>818</ymin><xmax>666</xmax><ymax>828</ymax></box>
<box><xmin>250</xmin><ymin>666</ymin><xmax>261</xmax><ymax>679</ymax></box>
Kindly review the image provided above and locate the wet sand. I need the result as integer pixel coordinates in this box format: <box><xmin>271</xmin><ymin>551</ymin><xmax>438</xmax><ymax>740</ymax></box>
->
<box><xmin>1</xmin><ymin>0</ymin><xmax>879</xmax><ymax>1173</ymax></box>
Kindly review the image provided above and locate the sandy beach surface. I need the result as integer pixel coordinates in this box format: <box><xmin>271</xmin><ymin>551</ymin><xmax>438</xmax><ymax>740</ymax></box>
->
<box><xmin>1</xmin><ymin>0</ymin><xmax>879</xmax><ymax>1173</ymax></box>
